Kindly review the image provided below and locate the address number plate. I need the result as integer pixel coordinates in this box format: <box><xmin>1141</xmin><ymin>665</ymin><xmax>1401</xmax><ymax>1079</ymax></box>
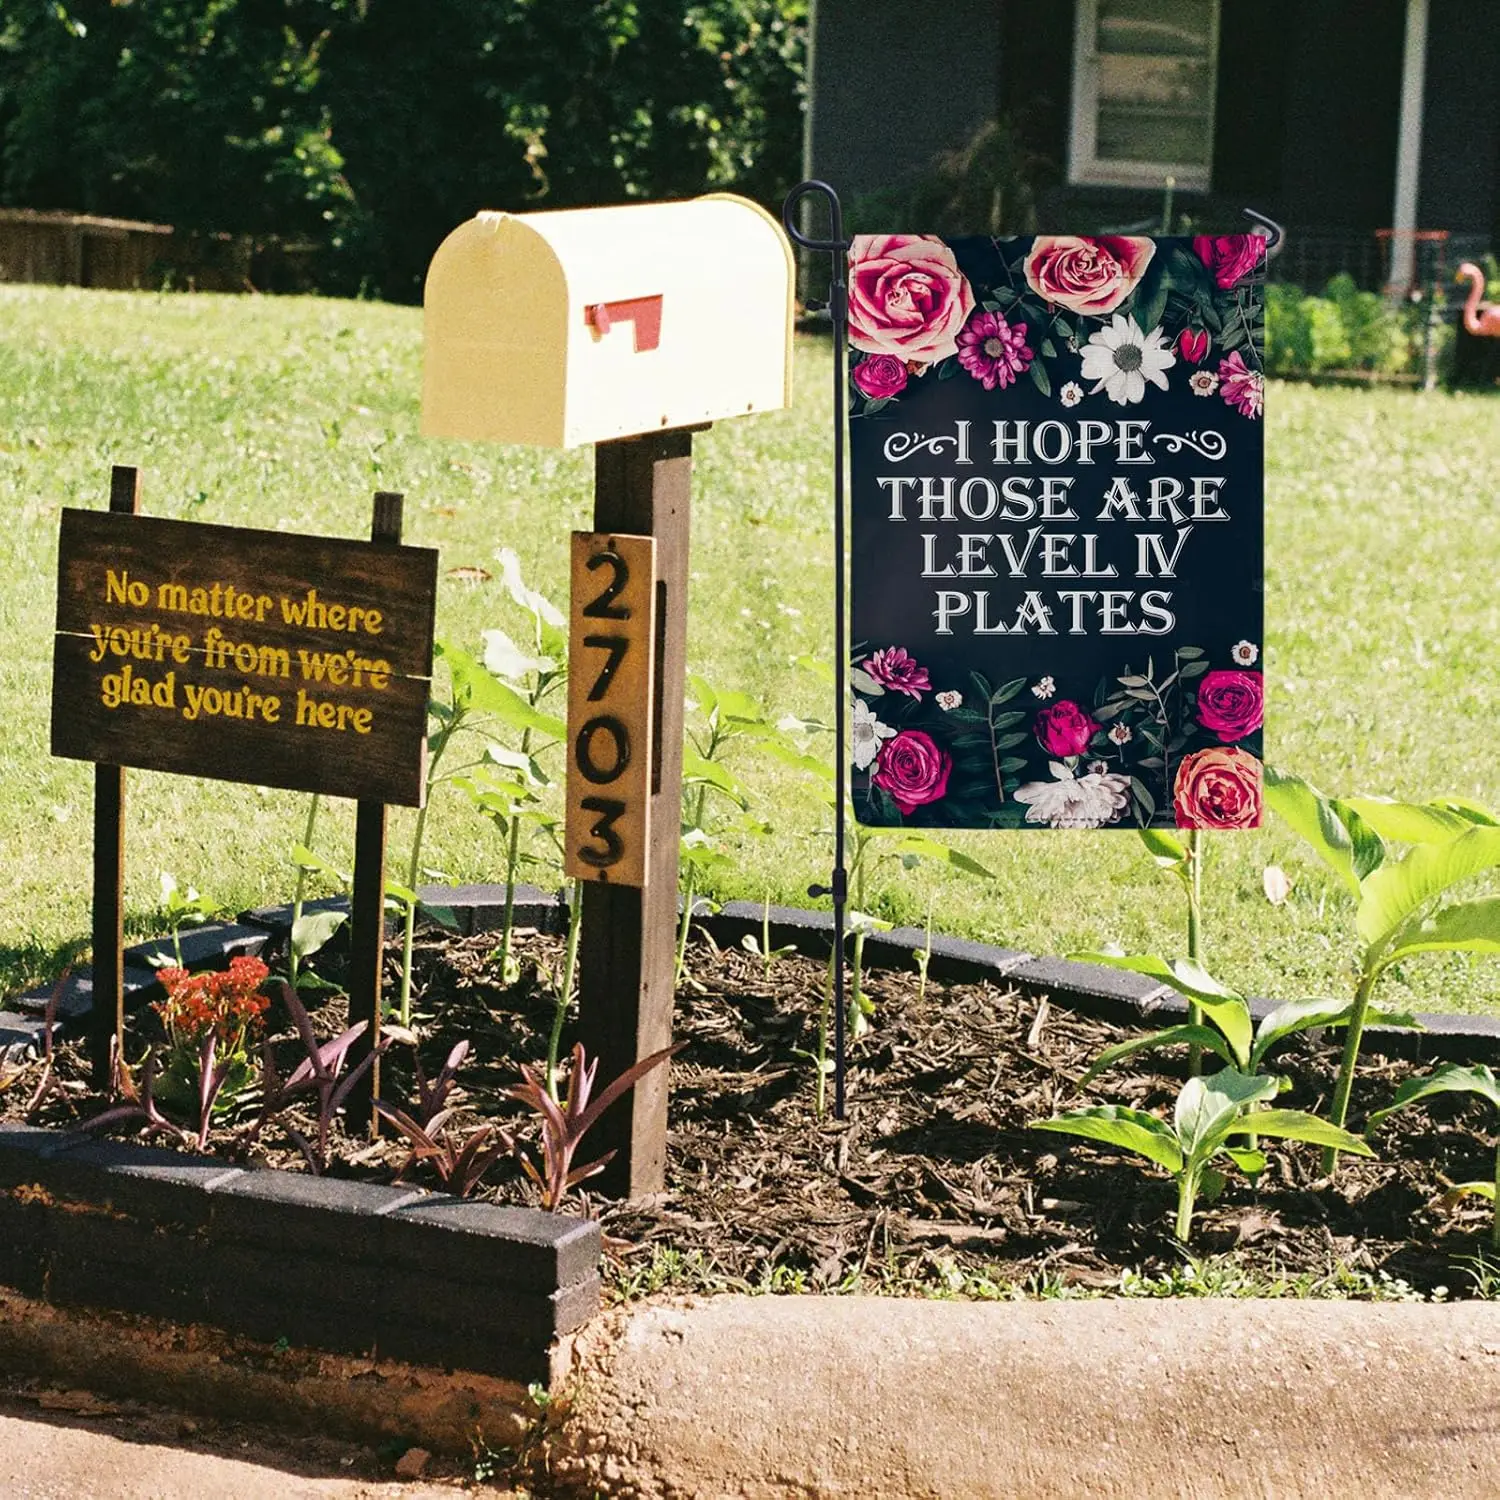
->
<box><xmin>565</xmin><ymin>531</ymin><xmax>656</xmax><ymax>887</ymax></box>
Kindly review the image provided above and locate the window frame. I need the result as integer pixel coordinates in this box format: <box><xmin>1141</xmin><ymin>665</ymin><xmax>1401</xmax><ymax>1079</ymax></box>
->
<box><xmin>1068</xmin><ymin>0</ymin><xmax>1222</xmax><ymax>192</ymax></box>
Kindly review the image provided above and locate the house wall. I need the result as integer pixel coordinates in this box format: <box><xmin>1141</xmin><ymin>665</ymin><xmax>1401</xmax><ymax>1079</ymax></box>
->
<box><xmin>805</xmin><ymin>0</ymin><xmax>1002</xmax><ymax>204</ymax></box>
<box><xmin>1418</xmin><ymin>0</ymin><xmax>1500</xmax><ymax>242</ymax></box>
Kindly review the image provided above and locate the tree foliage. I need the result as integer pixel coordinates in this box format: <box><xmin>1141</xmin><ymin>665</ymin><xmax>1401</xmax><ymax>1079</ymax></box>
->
<box><xmin>0</xmin><ymin>1</ymin><xmax>807</xmax><ymax>298</ymax></box>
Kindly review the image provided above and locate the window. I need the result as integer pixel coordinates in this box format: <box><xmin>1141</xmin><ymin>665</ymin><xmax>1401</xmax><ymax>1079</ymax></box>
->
<box><xmin>1069</xmin><ymin>0</ymin><xmax>1220</xmax><ymax>191</ymax></box>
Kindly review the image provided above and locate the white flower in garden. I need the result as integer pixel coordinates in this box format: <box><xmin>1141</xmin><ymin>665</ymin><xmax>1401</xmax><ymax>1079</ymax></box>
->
<box><xmin>1031</xmin><ymin>676</ymin><xmax>1056</xmax><ymax>700</ymax></box>
<box><xmin>1108</xmin><ymin>722</ymin><xmax>1132</xmax><ymax>746</ymax></box>
<box><xmin>1079</xmin><ymin>314</ymin><xmax>1175</xmax><ymax>405</ymax></box>
<box><xmin>1232</xmin><ymin>640</ymin><xmax>1259</xmax><ymax>666</ymax></box>
<box><xmin>1088</xmin><ymin>759</ymin><xmax>1110</xmax><ymax>776</ymax></box>
<box><xmin>935</xmin><ymin>690</ymin><xmax>963</xmax><ymax>711</ymax></box>
<box><xmin>1060</xmin><ymin>382</ymin><xmax>1084</xmax><ymax>408</ymax></box>
<box><xmin>1190</xmin><ymin>369</ymin><xmax>1220</xmax><ymax>397</ymax></box>
<box><xmin>851</xmin><ymin>697</ymin><xmax>897</xmax><ymax>770</ymax></box>
<box><xmin>1014</xmin><ymin>770</ymin><xmax>1132</xmax><ymax>829</ymax></box>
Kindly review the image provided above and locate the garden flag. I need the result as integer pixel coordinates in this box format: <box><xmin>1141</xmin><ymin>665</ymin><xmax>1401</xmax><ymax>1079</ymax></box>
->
<box><xmin>848</xmin><ymin>233</ymin><xmax>1265</xmax><ymax>831</ymax></box>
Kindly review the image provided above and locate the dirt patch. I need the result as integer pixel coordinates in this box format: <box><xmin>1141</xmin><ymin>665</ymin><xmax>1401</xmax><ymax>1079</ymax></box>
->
<box><xmin>9</xmin><ymin>928</ymin><xmax>1498</xmax><ymax>1299</ymax></box>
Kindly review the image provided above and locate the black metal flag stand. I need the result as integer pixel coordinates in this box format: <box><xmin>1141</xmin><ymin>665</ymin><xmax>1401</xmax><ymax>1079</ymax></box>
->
<box><xmin>782</xmin><ymin>180</ymin><xmax>851</xmax><ymax>1120</ymax></box>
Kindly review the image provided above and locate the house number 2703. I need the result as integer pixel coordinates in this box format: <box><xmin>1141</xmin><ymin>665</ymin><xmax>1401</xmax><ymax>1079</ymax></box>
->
<box><xmin>564</xmin><ymin>532</ymin><xmax>657</xmax><ymax>887</ymax></box>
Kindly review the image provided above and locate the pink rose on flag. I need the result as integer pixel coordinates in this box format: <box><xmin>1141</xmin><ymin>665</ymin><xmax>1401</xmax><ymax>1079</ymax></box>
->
<box><xmin>1194</xmin><ymin>670</ymin><xmax>1263</xmax><ymax>742</ymax></box>
<box><xmin>1193</xmin><ymin>234</ymin><xmax>1264</xmax><ymax>290</ymax></box>
<box><xmin>872</xmin><ymin>730</ymin><xmax>952</xmax><ymax>815</ymax></box>
<box><xmin>1022</xmin><ymin>236</ymin><xmax>1156</xmax><ymax>316</ymax></box>
<box><xmin>851</xmin><ymin>354</ymin><xmax>908</xmax><ymax>400</ymax></box>
<box><xmin>847</xmin><ymin>236</ymin><xmax>975</xmax><ymax>365</ymax></box>
<box><xmin>1174</xmin><ymin>747</ymin><xmax>1263</xmax><ymax>830</ymax></box>
<box><xmin>1033</xmin><ymin>700</ymin><xmax>1100</xmax><ymax>758</ymax></box>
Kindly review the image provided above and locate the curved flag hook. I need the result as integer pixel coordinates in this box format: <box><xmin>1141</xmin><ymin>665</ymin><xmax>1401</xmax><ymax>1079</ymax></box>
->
<box><xmin>1241</xmin><ymin>208</ymin><xmax>1285</xmax><ymax>257</ymax></box>
<box><xmin>782</xmin><ymin>179</ymin><xmax>850</xmax><ymax>1121</ymax></box>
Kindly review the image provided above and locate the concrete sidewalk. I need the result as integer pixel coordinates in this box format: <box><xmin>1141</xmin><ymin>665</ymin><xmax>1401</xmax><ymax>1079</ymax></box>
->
<box><xmin>555</xmin><ymin>1295</ymin><xmax>1500</xmax><ymax>1498</ymax></box>
<box><xmin>0</xmin><ymin>1394</ymin><xmax>516</xmax><ymax>1499</ymax></box>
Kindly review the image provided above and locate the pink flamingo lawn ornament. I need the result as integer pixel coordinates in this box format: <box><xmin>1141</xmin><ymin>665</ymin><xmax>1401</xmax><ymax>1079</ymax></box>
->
<box><xmin>1457</xmin><ymin>262</ymin><xmax>1500</xmax><ymax>336</ymax></box>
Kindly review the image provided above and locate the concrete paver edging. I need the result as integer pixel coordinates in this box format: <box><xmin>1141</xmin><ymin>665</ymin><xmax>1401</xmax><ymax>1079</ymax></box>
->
<box><xmin>551</xmin><ymin>1293</ymin><xmax>1500</xmax><ymax>1499</ymax></box>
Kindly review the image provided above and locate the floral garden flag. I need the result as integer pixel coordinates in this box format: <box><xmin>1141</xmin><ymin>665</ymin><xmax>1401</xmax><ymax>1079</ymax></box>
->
<box><xmin>848</xmin><ymin>233</ymin><xmax>1265</xmax><ymax>830</ymax></box>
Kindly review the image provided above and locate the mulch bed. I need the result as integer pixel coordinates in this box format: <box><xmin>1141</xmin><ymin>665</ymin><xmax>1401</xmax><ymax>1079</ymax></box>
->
<box><xmin>8</xmin><ymin>927</ymin><xmax>1498</xmax><ymax>1300</ymax></box>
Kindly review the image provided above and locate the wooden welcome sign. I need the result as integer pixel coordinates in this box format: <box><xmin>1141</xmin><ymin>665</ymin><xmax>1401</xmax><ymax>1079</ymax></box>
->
<box><xmin>52</xmin><ymin>509</ymin><xmax>438</xmax><ymax>805</ymax></box>
<box><xmin>848</xmin><ymin>233</ymin><xmax>1266</xmax><ymax>832</ymax></box>
<box><xmin>54</xmin><ymin>468</ymin><xmax>437</xmax><ymax>1108</ymax></box>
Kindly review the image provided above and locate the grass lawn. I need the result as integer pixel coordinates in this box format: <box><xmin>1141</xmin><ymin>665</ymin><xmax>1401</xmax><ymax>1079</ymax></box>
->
<box><xmin>3</xmin><ymin>283</ymin><xmax>1499</xmax><ymax>1016</ymax></box>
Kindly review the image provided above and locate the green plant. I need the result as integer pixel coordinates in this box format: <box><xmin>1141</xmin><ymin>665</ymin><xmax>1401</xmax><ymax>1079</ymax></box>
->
<box><xmin>1076</xmin><ymin>951</ymin><xmax>1417</xmax><ymax>1086</ymax></box>
<box><xmin>741</xmin><ymin>892</ymin><xmax>795</xmax><ymax>979</ymax></box>
<box><xmin>507</xmin><ymin>1041</ymin><xmax>684</xmax><ymax>1211</ymax></box>
<box><xmin>149</xmin><ymin>956</ymin><xmax>271</xmax><ymax>1136</ymax></box>
<box><xmin>374</xmin><ymin>1101</ymin><xmax>513</xmax><ymax>1198</ymax></box>
<box><xmin>1034</xmin><ymin>1068</ymin><xmax>1372</xmax><ymax>1241</ymax></box>
<box><xmin>397</xmin><ymin>634</ymin><xmax>565</xmax><ymax>1027</ymax></box>
<box><xmin>1265</xmin><ymin>768</ymin><xmax>1500</xmax><ymax>1170</ymax></box>
<box><xmin>1368</xmin><ymin>1064</ymin><xmax>1500</xmax><ymax>1248</ymax></box>
<box><xmin>152</xmin><ymin>871</ymin><xmax>220</xmax><ymax>967</ymax></box>
<box><xmin>458</xmin><ymin>549</ymin><xmax>568</xmax><ymax>985</ymax></box>
<box><xmin>676</xmin><ymin>677</ymin><xmax>783</xmax><ymax>987</ymax></box>
<box><xmin>1136</xmin><ymin>827</ymin><xmax>1210</xmax><ymax>1072</ymax></box>
<box><xmin>282</xmin><ymin>796</ymin><xmax>347</xmax><ymax>995</ymax></box>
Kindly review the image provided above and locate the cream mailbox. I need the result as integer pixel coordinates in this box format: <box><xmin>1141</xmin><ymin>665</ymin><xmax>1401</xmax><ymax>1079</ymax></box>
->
<box><xmin>421</xmin><ymin>192</ymin><xmax>796</xmax><ymax>1200</ymax></box>
<box><xmin>421</xmin><ymin>193</ymin><xmax>794</xmax><ymax>448</ymax></box>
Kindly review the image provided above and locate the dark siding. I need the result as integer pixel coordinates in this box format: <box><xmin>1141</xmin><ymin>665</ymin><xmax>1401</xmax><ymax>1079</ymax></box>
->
<box><xmin>1212</xmin><ymin>0</ymin><xmax>1290</xmax><ymax>201</ymax></box>
<box><xmin>806</xmin><ymin>0</ymin><xmax>1002</xmax><ymax>201</ymax></box>
<box><xmin>1274</xmin><ymin>0</ymin><xmax>1405</xmax><ymax>231</ymax></box>
<box><xmin>999</xmin><ymin>0</ymin><xmax>1074</xmax><ymax>184</ymax></box>
<box><xmin>1418</xmin><ymin>0</ymin><xmax>1500</xmax><ymax>241</ymax></box>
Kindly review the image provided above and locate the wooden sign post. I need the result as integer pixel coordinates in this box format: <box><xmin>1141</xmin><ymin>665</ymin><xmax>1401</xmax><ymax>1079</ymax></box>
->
<box><xmin>52</xmin><ymin>474</ymin><xmax>437</xmax><ymax>1104</ymax></box>
<box><xmin>572</xmin><ymin>430</ymin><xmax>692</xmax><ymax>1198</ymax></box>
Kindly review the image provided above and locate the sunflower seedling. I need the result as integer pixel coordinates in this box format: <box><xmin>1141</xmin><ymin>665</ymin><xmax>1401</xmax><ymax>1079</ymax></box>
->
<box><xmin>1034</xmin><ymin>1067</ymin><xmax>1373</xmax><ymax>1241</ymax></box>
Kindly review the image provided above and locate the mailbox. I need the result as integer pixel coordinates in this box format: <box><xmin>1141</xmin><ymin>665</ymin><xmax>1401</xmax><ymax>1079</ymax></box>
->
<box><xmin>421</xmin><ymin>194</ymin><xmax>794</xmax><ymax>448</ymax></box>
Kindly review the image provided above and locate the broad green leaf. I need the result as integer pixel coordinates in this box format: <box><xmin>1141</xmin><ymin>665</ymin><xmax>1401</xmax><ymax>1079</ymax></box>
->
<box><xmin>480</xmin><ymin>628</ymin><xmax>554</xmax><ymax>685</ymax></box>
<box><xmin>1438</xmin><ymin>1181</ymin><xmax>1496</xmax><ymax>1206</ymax></box>
<box><xmin>685</xmin><ymin>673</ymin><xmax>719</xmax><ymax>717</ymax></box>
<box><xmin>494</xmin><ymin>547</ymin><xmax>565</xmax><ymax>630</ymax></box>
<box><xmin>291</xmin><ymin>909</ymin><xmax>346</xmax><ymax>963</ymax></box>
<box><xmin>1340</xmin><ymin>797</ymin><xmax>1476</xmax><ymax>845</ymax></box>
<box><xmin>444</xmin><ymin>646</ymin><xmax>567</xmax><ymax>739</ymax></box>
<box><xmin>1174</xmin><ymin>1070</ymin><xmax>1278</xmax><ymax>1163</ymax></box>
<box><xmin>1032</xmin><ymin>1106</ymin><xmax>1183</xmax><ymax>1176</ymax></box>
<box><xmin>1367</xmin><ymin>1063</ymin><xmax>1500</xmax><ymax>1128</ymax></box>
<box><xmin>1235</xmin><ymin>1109</ymin><xmax>1374</xmax><ymax>1156</ymax></box>
<box><xmin>1225</xmin><ymin>1146</ymin><xmax>1267</xmax><ymax>1176</ymax></box>
<box><xmin>1357</xmin><ymin>826</ymin><xmax>1500</xmax><ymax>951</ymax></box>
<box><xmin>1251</xmin><ymin>995</ymin><xmax>1399</xmax><ymax>1067</ymax></box>
<box><xmin>1263</xmin><ymin>767</ymin><xmax>1379</xmax><ymax>897</ymax></box>
<box><xmin>848</xmin><ymin>668</ymin><xmax>884</xmax><ymax>697</ymax></box>
<box><xmin>888</xmin><ymin>833</ymin><xmax>994</xmax><ymax>880</ymax></box>
<box><xmin>682</xmin><ymin>750</ymin><xmax>750</xmax><ymax>807</ymax></box>
<box><xmin>847</xmin><ymin>910</ymin><xmax>894</xmax><ymax>937</ymax></box>
<box><xmin>715</xmin><ymin>688</ymin><xmax>771</xmax><ymax>727</ymax></box>
<box><xmin>1073</xmin><ymin>953</ymin><xmax>1253</xmax><ymax>1064</ymax></box>
<box><xmin>1081</xmin><ymin>1025</ymin><xmax>1236</xmax><ymax>1086</ymax></box>
<box><xmin>1386</xmin><ymin>896</ymin><xmax>1500</xmax><ymax>966</ymax></box>
<box><xmin>759</xmin><ymin>740</ymin><xmax>835</xmax><ymax>784</ymax></box>
<box><xmin>290</xmin><ymin>844</ymin><xmax>350</xmax><ymax>888</ymax></box>
<box><xmin>1427</xmin><ymin>796</ymin><xmax>1500</xmax><ymax>827</ymax></box>
<box><xmin>1137</xmin><ymin>827</ymin><xmax>1187</xmax><ymax>866</ymax></box>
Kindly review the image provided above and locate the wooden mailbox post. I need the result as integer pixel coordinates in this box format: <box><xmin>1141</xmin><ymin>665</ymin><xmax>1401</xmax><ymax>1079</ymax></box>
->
<box><xmin>422</xmin><ymin>196</ymin><xmax>794</xmax><ymax>1195</ymax></box>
